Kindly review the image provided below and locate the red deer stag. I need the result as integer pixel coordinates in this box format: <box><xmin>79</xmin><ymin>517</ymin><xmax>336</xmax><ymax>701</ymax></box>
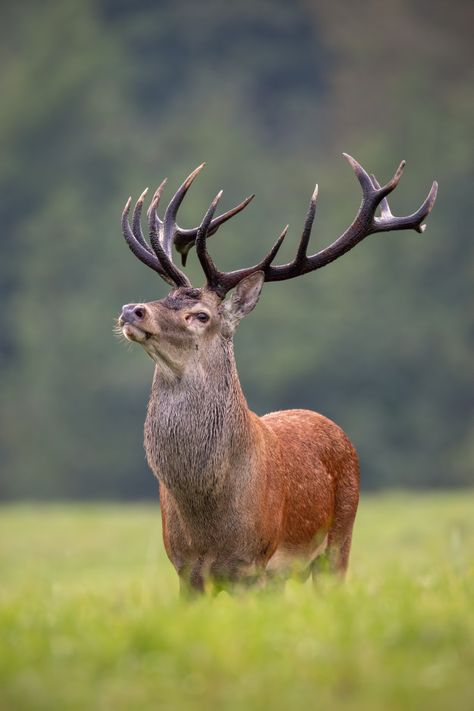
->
<box><xmin>118</xmin><ymin>154</ymin><xmax>437</xmax><ymax>593</ymax></box>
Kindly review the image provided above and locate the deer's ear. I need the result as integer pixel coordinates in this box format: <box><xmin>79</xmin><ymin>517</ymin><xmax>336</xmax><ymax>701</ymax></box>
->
<box><xmin>223</xmin><ymin>271</ymin><xmax>265</xmax><ymax>329</ymax></box>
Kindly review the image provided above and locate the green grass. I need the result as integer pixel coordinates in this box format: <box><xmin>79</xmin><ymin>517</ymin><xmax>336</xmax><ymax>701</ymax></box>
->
<box><xmin>0</xmin><ymin>493</ymin><xmax>473</xmax><ymax>711</ymax></box>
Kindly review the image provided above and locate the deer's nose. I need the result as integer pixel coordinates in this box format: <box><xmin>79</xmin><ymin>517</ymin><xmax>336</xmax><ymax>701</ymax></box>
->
<box><xmin>120</xmin><ymin>304</ymin><xmax>147</xmax><ymax>324</ymax></box>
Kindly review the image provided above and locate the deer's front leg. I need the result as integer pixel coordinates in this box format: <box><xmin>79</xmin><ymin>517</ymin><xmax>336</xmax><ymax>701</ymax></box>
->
<box><xmin>159</xmin><ymin>484</ymin><xmax>196</xmax><ymax>582</ymax></box>
<box><xmin>178</xmin><ymin>559</ymin><xmax>206</xmax><ymax>596</ymax></box>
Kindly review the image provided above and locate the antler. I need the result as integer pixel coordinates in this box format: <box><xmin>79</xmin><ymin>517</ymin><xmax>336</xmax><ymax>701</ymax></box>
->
<box><xmin>121</xmin><ymin>164</ymin><xmax>254</xmax><ymax>288</ymax></box>
<box><xmin>192</xmin><ymin>154</ymin><xmax>438</xmax><ymax>296</ymax></box>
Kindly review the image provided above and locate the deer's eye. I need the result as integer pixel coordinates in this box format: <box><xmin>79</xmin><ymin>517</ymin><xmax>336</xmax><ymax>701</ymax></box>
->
<box><xmin>195</xmin><ymin>312</ymin><xmax>210</xmax><ymax>323</ymax></box>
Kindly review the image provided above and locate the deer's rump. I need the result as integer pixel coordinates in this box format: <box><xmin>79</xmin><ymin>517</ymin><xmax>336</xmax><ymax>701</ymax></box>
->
<box><xmin>260</xmin><ymin>409</ymin><xmax>359</xmax><ymax>572</ymax></box>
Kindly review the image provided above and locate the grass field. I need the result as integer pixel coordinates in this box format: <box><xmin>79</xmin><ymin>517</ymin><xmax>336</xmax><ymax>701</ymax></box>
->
<box><xmin>0</xmin><ymin>493</ymin><xmax>473</xmax><ymax>711</ymax></box>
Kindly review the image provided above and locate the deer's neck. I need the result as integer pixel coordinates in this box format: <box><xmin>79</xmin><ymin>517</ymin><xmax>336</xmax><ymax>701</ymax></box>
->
<box><xmin>145</xmin><ymin>338</ymin><xmax>254</xmax><ymax>502</ymax></box>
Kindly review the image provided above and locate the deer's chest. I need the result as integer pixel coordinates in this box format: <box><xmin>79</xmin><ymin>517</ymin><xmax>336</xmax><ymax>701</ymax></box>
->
<box><xmin>144</xmin><ymin>388</ymin><xmax>231</xmax><ymax>496</ymax></box>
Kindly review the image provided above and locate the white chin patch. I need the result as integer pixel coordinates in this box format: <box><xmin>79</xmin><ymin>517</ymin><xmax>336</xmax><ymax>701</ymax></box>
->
<box><xmin>122</xmin><ymin>324</ymin><xmax>148</xmax><ymax>343</ymax></box>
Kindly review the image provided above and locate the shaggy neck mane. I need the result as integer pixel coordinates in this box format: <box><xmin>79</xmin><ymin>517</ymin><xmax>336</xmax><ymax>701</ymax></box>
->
<box><xmin>145</xmin><ymin>336</ymin><xmax>253</xmax><ymax>505</ymax></box>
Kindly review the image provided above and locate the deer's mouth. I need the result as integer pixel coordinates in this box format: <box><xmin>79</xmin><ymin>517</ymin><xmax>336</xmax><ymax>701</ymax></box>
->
<box><xmin>122</xmin><ymin>323</ymin><xmax>152</xmax><ymax>343</ymax></box>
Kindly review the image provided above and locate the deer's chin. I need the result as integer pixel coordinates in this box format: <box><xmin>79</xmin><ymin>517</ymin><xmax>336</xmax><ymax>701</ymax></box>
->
<box><xmin>122</xmin><ymin>324</ymin><xmax>150</xmax><ymax>343</ymax></box>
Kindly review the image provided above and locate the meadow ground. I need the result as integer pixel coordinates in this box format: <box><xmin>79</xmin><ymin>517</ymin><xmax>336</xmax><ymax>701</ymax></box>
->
<box><xmin>0</xmin><ymin>492</ymin><xmax>473</xmax><ymax>711</ymax></box>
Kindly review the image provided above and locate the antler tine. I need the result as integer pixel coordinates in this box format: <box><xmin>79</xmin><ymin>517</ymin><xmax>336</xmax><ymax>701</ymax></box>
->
<box><xmin>148</xmin><ymin>200</ymin><xmax>191</xmax><ymax>288</ymax></box>
<box><xmin>342</xmin><ymin>153</ymin><xmax>375</xmax><ymax>197</ymax></box>
<box><xmin>206</xmin><ymin>194</ymin><xmax>255</xmax><ymax>237</ymax></box>
<box><xmin>260</xmin><ymin>225</ymin><xmax>288</xmax><ymax>268</ymax></box>
<box><xmin>121</xmin><ymin>197</ymin><xmax>174</xmax><ymax>283</ymax></box>
<box><xmin>217</xmin><ymin>226</ymin><xmax>289</xmax><ymax>294</ymax></box>
<box><xmin>376</xmin><ymin>160</ymin><xmax>406</xmax><ymax>201</ymax></box>
<box><xmin>295</xmin><ymin>184</ymin><xmax>318</xmax><ymax>265</ymax></box>
<box><xmin>370</xmin><ymin>173</ymin><xmax>392</xmax><ymax>219</ymax></box>
<box><xmin>195</xmin><ymin>191</ymin><xmax>224</xmax><ymax>289</ymax></box>
<box><xmin>174</xmin><ymin>194</ymin><xmax>255</xmax><ymax>266</ymax></box>
<box><xmin>131</xmin><ymin>188</ymin><xmax>153</xmax><ymax>253</ymax></box>
<box><xmin>146</xmin><ymin>178</ymin><xmax>168</xmax><ymax>222</ymax></box>
<box><xmin>162</xmin><ymin>164</ymin><xmax>205</xmax><ymax>259</ymax></box>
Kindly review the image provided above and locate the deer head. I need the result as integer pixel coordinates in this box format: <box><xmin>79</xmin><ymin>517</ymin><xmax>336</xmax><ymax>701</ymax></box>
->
<box><xmin>118</xmin><ymin>156</ymin><xmax>437</xmax><ymax>376</ymax></box>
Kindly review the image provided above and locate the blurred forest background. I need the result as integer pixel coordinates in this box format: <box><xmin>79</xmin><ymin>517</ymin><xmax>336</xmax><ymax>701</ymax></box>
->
<box><xmin>0</xmin><ymin>0</ymin><xmax>472</xmax><ymax>499</ymax></box>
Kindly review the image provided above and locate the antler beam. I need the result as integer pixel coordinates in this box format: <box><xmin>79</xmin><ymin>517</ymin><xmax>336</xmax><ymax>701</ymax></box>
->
<box><xmin>191</xmin><ymin>154</ymin><xmax>437</xmax><ymax>295</ymax></box>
